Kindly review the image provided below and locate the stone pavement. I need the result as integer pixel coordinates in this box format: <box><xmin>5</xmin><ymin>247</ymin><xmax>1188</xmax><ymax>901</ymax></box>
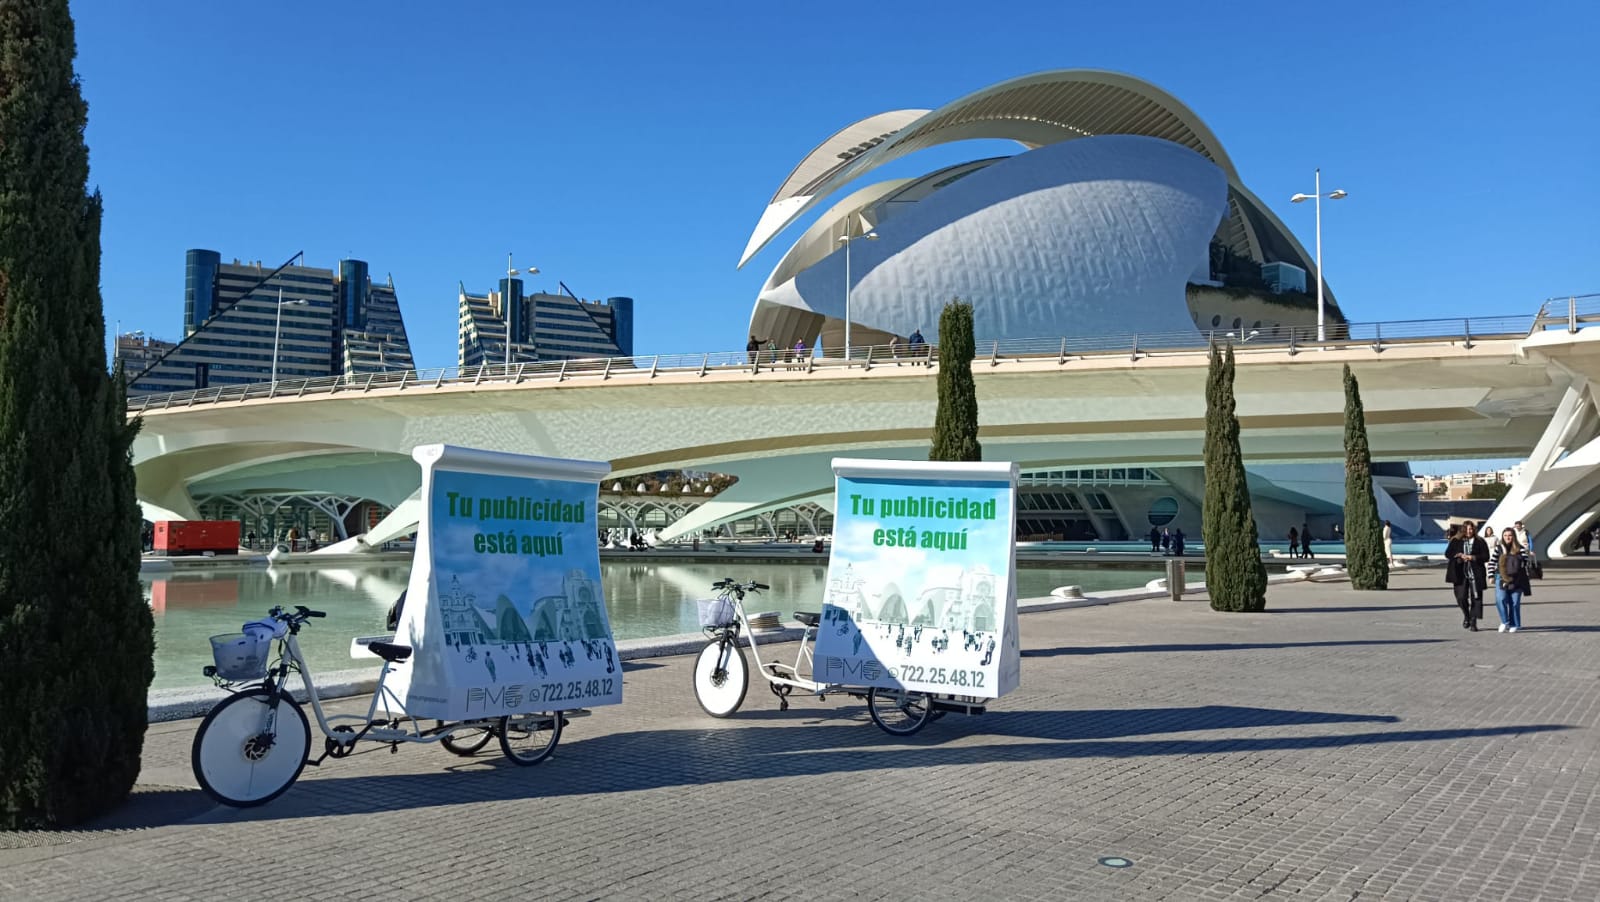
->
<box><xmin>3</xmin><ymin>568</ymin><xmax>1598</xmax><ymax>901</ymax></box>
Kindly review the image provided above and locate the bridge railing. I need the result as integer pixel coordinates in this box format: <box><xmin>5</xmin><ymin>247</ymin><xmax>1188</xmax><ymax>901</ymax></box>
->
<box><xmin>122</xmin><ymin>308</ymin><xmax>1579</xmax><ymax>413</ymax></box>
<box><xmin>1529</xmin><ymin>292</ymin><xmax>1600</xmax><ymax>334</ymax></box>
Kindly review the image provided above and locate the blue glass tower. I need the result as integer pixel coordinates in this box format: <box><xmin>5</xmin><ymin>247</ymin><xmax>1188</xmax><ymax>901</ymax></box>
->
<box><xmin>606</xmin><ymin>296</ymin><xmax>634</xmax><ymax>356</ymax></box>
<box><xmin>338</xmin><ymin>259</ymin><xmax>370</xmax><ymax>331</ymax></box>
<box><xmin>183</xmin><ymin>249</ymin><xmax>221</xmax><ymax>335</ymax></box>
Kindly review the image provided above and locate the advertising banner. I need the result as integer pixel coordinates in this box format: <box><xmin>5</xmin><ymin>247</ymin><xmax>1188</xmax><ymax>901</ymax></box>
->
<box><xmin>389</xmin><ymin>445</ymin><xmax>621</xmax><ymax>720</ymax></box>
<box><xmin>812</xmin><ymin>459</ymin><xmax>1020</xmax><ymax>699</ymax></box>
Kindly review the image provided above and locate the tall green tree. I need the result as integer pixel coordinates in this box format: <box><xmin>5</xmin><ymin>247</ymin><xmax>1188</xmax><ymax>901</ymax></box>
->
<box><xmin>1342</xmin><ymin>364</ymin><xmax>1388</xmax><ymax>589</ymax></box>
<box><xmin>928</xmin><ymin>298</ymin><xmax>981</xmax><ymax>462</ymax></box>
<box><xmin>1202</xmin><ymin>342</ymin><xmax>1267</xmax><ymax>612</ymax></box>
<box><xmin>0</xmin><ymin>0</ymin><xmax>152</xmax><ymax>828</ymax></box>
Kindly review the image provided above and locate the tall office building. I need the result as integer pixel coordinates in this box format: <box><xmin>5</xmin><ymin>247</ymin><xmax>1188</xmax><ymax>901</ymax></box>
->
<box><xmin>128</xmin><ymin>250</ymin><xmax>416</xmax><ymax>396</ymax></box>
<box><xmin>457</xmin><ymin>278</ymin><xmax>634</xmax><ymax>367</ymax></box>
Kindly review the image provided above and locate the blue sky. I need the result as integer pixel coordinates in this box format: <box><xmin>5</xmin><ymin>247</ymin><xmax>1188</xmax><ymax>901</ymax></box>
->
<box><xmin>73</xmin><ymin>1</ymin><xmax>1595</xmax><ymax>471</ymax></box>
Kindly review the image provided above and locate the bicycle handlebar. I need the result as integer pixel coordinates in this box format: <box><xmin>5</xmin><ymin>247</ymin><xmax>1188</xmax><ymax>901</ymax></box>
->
<box><xmin>711</xmin><ymin>578</ymin><xmax>767</xmax><ymax>593</ymax></box>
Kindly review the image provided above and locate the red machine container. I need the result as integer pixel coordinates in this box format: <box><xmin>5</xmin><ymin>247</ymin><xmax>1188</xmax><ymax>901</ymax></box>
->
<box><xmin>153</xmin><ymin>520</ymin><xmax>241</xmax><ymax>556</ymax></box>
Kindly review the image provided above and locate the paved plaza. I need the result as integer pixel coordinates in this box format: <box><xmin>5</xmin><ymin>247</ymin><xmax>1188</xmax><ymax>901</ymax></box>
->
<box><xmin>3</xmin><ymin>567</ymin><xmax>1599</xmax><ymax>900</ymax></box>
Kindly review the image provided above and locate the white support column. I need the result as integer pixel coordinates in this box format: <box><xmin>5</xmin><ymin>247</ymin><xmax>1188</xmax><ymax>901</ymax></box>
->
<box><xmin>1487</xmin><ymin>381</ymin><xmax>1600</xmax><ymax>558</ymax></box>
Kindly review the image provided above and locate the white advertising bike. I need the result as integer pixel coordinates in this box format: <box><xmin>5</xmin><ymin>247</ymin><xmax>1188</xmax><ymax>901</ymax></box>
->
<box><xmin>192</xmin><ymin>605</ymin><xmax>572</xmax><ymax>807</ymax></box>
<box><xmin>691</xmin><ymin>578</ymin><xmax>985</xmax><ymax>736</ymax></box>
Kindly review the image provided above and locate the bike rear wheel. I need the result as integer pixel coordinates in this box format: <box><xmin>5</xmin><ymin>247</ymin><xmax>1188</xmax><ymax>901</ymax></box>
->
<box><xmin>498</xmin><ymin>712</ymin><xmax>562</xmax><ymax>766</ymax></box>
<box><xmin>192</xmin><ymin>688</ymin><xmax>311</xmax><ymax>807</ymax></box>
<box><xmin>866</xmin><ymin>686</ymin><xmax>933</xmax><ymax>736</ymax></box>
<box><xmin>692</xmin><ymin>636</ymin><xmax>748</xmax><ymax>717</ymax></box>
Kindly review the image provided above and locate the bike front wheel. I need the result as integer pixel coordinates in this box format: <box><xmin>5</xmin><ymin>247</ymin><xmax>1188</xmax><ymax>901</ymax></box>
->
<box><xmin>440</xmin><ymin>722</ymin><xmax>494</xmax><ymax>756</ymax></box>
<box><xmin>191</xmin><ymin>688</ymin><xmax>311</xmax><ymax>807</ymax></box>
<box><xmin>498</xmin><ymin>712</ymin><xmax>563</xmax><ymax>766</ymax></box>
<box><xmin>692</xmin><ymin>637</ymin><xmax>748</xmax><ymax>717</ymax></box>
<box><xmin>866</xmin><ymin>686</ymin><xmax>933</xmax><ymax>736</ymax></box>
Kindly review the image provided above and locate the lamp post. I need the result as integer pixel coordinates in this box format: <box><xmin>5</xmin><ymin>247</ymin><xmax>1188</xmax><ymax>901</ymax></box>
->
<box><xmin>271</xmin><ymin>289</ymin><xmax>309</xmax><ymax>384</ymax></box>
<box><xmin>837</xmin><ymin>227</ymin><xmax>878</xmax><ymax>359</ymax></box>
<box><xmin>1290</xmin><ymin>169</ymin><xmax>1348</xmax><ymax>343</ymax></box>
<box><xmin>505</xmin><ymin>252</ymin><xmax>540</xmax><ymax>371</ymax></box>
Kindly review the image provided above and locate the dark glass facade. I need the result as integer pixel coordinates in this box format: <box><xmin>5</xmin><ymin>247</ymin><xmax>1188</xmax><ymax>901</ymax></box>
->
<box><xmin>606</xmin><ymin>297</ymin><xmax>635</xmax><ymax>356</ymax></box>
<box><xmin>339</xmin><ymin>259</ymin><xmax>370</xmax><ymax>331</ymax></box>
<box><xmin>184</xmin><ymin>249</ymin><xmax>221</xmax><ymax>335</ymax></box>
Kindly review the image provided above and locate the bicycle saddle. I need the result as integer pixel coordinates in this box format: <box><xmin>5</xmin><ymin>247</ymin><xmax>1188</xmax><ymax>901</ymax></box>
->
<box><xmin>794</xmin><ymin>611</ymin><xmax>821</xmax><ymax>627</ymax></box>
<box><xmin>368</xmin><ymin>641</ymin><xmax>413</xmax><ymax>663</ymax></box>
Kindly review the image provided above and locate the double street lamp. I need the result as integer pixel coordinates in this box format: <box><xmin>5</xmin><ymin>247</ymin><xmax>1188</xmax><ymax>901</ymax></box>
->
<box><xmin>505</xmin><ymin>252</ymin><xmax>540</xmax><ymax>370</ymax></box>
<box><xmin>1290</xmin><ymin>168</ymin><xmax>1348</xmax><ymax>343</ymax></box>
<box><xmin>837</xmin><ymin>227</ymin><xmax>878</xmax><ymax>359</ymax></box>
<box><xmin>271</xmin><ymin>289</ymin><xmax>308</xmax><ymax>384</ymax></box>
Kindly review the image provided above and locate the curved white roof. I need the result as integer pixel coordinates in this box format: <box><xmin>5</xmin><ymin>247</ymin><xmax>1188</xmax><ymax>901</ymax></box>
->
<box><xmin>740</xmin><ymin>69</ymin><xmax>1241</xmax><ymax>268</ymax></box>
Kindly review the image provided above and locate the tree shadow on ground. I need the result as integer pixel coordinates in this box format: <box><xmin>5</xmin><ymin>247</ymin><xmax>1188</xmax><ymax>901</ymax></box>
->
<box><xmin>1020</xmin><ymin>638</ymin><xmax>1444</xmax><ymax>658</ymax></box>
<box><xmin>115</xmin><ymin>704</ymin><xmax>1567</xmax><ymax>829</ymax></box>
<box><xmin>1513</xmin><ymin>625</ymin><xmax>1600</xmax><ymax>632</ymax></box>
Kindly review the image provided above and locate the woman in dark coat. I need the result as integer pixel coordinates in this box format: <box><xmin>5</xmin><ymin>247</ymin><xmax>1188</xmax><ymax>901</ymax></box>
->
<box><xmin>1445</xmin><ymin>522</ymin><xmax>1490</xmax><ymax>630</ymax></box>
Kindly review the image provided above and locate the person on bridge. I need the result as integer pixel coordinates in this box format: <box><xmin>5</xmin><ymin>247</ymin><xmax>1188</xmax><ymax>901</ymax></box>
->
<box><xmin>1171</xmin><ymin>528</ymin><xmax>1186</xmax><ymax>556</ymax></box>
<box><xmin>1300</xmin><ymin>524</ymin><xmax>1315</xmax><ymax>560</ymax></box>
<box><xmin>1446</xmin><ymin>521</ymin><xmax>1489</xmax><ymax>631</ymax></box>
<box><xmin>1160</xmin><ymin>527</ymin><xmax>1172</xmax><ymax>554</ymax></box>
<box><xmin>1383</xmin><ymin>520</ymin><xmax>1394</xmax><ymax>567</ymax></box>
<box><xmin>747</xmin><ymin>334</ymin><xmax>769</xmax><ymax>365</ymax></box>
<box><xmin>908</xmin><ymin>328</ymin><xmax>927</xmax><ymax>364</ymax></box>
<box><xmin>1287</xmin><ymin>527</ymin><xmax>1299</xmax><ymax>558</ymax></box>
<box><xmin>1149</xmin><ymin>526</ymin><xmax>1160</xmax><ymax>553</ymax></box>
<box><xmin>1579</xmin><ymin>527</ymin><xmax>1594</xmax><ymax>555</ymax></box>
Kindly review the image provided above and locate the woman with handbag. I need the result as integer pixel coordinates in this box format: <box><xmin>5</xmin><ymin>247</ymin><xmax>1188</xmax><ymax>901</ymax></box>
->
<box><xmin>1445</xmin><ymin>522</ymin><xmax>1489</xmax><ymax>631</ymax></box>
<box><xmin>1488</xmin><ymin>528</ymin><xmax>1533</xmax><ymax>632</ymax></box>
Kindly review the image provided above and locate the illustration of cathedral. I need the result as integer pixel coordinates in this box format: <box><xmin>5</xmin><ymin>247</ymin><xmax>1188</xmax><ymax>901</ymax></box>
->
<box><xmin>529</xmin><ymin>569</ymin><xmax>610</xmax><ymax>641</ymax></box>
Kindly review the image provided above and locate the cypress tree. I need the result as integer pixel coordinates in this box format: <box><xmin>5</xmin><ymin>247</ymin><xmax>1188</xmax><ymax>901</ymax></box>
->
<box><xmin>928</xmin><ymin>298</ymin><xmax>981</xmax><ymax>462</ymax></box>
<box><xmin>1202</xmin><ymin>342</ymin><xmax>1267</xmax><ymax>612</ymax></box>
<box><xmin>0</xmin><ymin>0</ymin><xmax>153</xmax><ymax>828</ymax></box>
<box><xmin>1342</xmin><ymin>364</ymin><xmax>1388</xmax><ymax>589</ymax></box>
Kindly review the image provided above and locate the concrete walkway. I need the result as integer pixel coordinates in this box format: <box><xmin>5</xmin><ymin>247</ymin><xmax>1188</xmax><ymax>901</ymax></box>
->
<box><xmin>3</xmin><ymin>569</ymin><xmax>1598</xmax><ymax>900</ymax></box>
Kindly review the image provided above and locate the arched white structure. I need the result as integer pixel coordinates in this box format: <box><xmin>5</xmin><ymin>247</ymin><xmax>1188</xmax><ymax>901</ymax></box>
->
<box><xmin>742</xmin><ymin>68</ymin><xmax>1339</xmax><ymax>349</ymax></box>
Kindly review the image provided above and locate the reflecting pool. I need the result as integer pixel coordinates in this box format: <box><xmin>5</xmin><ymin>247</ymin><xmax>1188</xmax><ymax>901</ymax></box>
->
<box><xmin>147</xmin><ymin>560</ymin><xmax>1160</xmax><ymax>691</ymax></box>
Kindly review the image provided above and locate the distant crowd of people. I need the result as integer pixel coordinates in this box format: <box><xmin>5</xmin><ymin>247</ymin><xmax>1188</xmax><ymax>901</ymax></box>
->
<box><xmin>1147</xmin><ymin>526</ymin><xmax>1186</xmax><ymax>556</ymax></box>
<box><xmin>745</xmin><ymin>329</ymin><xmax>928</xmax><ymax>365</ymax></box>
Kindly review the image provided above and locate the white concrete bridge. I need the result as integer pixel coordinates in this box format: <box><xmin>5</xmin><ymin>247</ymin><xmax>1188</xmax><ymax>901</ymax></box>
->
<box><xmin>129</xmin><ymin>302</ymin><xmax>1600</xmax><ymax>557</ymax></box>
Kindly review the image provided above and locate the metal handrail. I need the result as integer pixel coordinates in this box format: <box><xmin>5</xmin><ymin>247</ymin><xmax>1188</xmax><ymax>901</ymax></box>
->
<box><xmin>124</xmin><ymin>307</ymin><xmax>1589</xmax><ymax>413</ymax></box>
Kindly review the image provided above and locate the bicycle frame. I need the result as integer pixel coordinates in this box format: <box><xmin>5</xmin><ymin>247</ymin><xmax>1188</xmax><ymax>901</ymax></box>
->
<box><xmin>260</xmin><ymin>633</ymin><xmax>498</xmax><ymax>749</ymax></box>
<box><xmin>715</xmin><ymin>591</ymin><xmax>837</xmax><ymax>697</ymax></box>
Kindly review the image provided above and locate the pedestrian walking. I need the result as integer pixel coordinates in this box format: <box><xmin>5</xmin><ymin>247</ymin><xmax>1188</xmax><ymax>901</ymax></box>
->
<box><xmin>1446</xmin><ymin>521</ymin><xmax>1489</xmax><ymax>631</ymax></box>
<box><xmin>1488</xmin><ymin>527</ymin><xmax>1533</xmax><ymax>633</ymax></box>
<box><xmin>1580</xmin><ymin>526</ymin><xmax>1594</xmax><ymax>556</ymax></box>
<box><xmin>1287</xmin><ymin>526</ymin><xmax>1299</xmax><ymax>559</ymax></box>
<box><xmin>1160</xmin><ymin>527</ymin><xmax>1172</xmax><ymax>555</ymax></box>
<box><xmin>1171</xmin><ymin>528</ymin><xmax>1186</xmax><ymax>556</ymax></box>
<box><xmin>1382</xmin><ymin>520</ymin><xmax>1394</xmax><ymax>567</ymax></box>
<box><xmin>1301</xmin><ymin>524</ymin><xmax>1315</xmax><ymax>560</ymax></box>
<box><xmin>1149</xmin><ymin>526</ymin><xmax>1161</xmax><ymax>553</ymax></box>
<box><xmin>1512</xmin><ymin>520</ymin><xmax>1540</xmax><ymax>579</ymax></box>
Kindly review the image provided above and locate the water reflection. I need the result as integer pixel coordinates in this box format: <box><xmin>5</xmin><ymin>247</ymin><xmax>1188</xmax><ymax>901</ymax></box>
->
<box><xmin>146</xmin><ymin>559</ymin><xmax>1157</xmax><ymax>691</ymax></box>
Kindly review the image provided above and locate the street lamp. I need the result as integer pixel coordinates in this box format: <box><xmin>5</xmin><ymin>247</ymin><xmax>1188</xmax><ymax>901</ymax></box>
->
<box><xmin>838</xmin><ymin>228</ymin><xmax>878</xmax><ymax>359</ymax></box>
<box><xmin>505</xmin><ymin>252</ymin><xmax>540</xmax><ymax>370</ymax></box>
<box><xmin>271</xmin><ymin>289</ymin><xmax>309</xmax><ymax>384</ymax></box>
<box><xmin>1290</xmin><ymin>168</ymin><xmax>1348</xmax><ymax>343</ymax></box>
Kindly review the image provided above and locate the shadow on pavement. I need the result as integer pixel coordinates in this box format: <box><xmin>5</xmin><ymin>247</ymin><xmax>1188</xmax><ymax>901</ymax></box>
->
<box><xmin>149</xmin><ymin>705</ymin><xmax>1567</xmax><ymax>827</ymax></box>
<box><xmin>1268</xmin><ymin>604</ymin><xmax>1456</xmax><ymax>614</ymax></box>
<box><xmin>1020</xmin><ymin>638</ymin><xmax>1444</xmax><ymax>657</ymax></box>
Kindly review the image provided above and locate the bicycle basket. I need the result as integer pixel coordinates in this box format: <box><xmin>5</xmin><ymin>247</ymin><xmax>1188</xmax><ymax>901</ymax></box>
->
<box><xmin>210</xmin><ymin>631</ymin><xmax>271</xmax><ymax>681</ymax></box>
<box><xmin>697</xmin><ymin>597</ymin><xmax>737</xmax><ymax>628</ymax></box>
